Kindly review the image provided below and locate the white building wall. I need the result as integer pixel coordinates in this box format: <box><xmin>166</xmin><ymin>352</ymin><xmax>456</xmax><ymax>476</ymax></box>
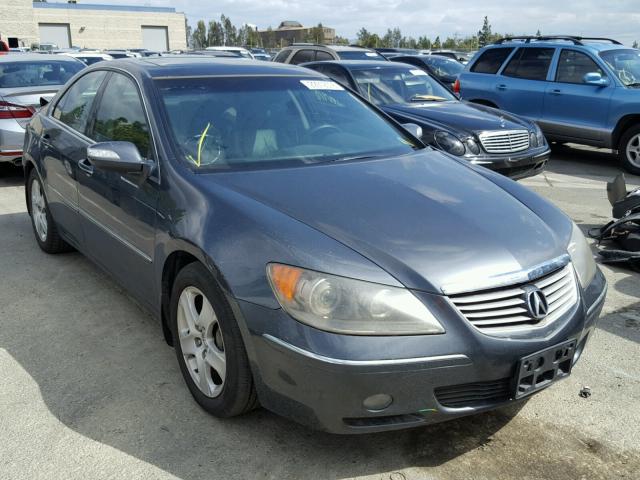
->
<box><xmin>0</xmin><ymin>1</ymin><xmax>187</xmax><ymax>50</ymax></box>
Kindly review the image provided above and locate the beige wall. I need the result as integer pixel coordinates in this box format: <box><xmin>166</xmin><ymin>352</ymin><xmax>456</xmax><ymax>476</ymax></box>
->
<box><xmin>0</xmin><ymin>0</ymin><xmax>38</xmax><ymax>47</ymax></box>
<box><xmin>0</xmin><ymin>1</ymin><xmax>187</xmax><ymax>50</ymax></box>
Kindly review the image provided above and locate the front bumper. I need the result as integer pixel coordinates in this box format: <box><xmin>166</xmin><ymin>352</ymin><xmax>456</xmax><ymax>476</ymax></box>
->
<box><xmin>240</xmin><ymin>268</ymin><xmax>607</xmax><ymax>434</ymax></box>
<box><xmin>469</xmin><ymin>146</ymin><xmax>550</xmax><ymax>180</ymax></box>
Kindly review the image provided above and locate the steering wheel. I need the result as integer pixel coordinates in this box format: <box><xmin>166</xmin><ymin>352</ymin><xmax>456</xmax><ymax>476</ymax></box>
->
<box><xmin>309</xmin><ymin>124</ymin><xmax>341</xmax><ymax>139</ymax></box>
<box><xmin>184</xmin><ymin>129</ymin><xmax>224</xmax><ymax>166</ymax></box>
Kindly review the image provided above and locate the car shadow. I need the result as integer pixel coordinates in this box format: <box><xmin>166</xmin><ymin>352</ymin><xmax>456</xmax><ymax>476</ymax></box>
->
<box><xmin>0</xmin><ymin>162</ymin><xmax>24</xmax><ymax>187</ymax></box>
<box><xmin>0</xmin><ymin>210</ymin><xmax>526</xmax><ymax>479</ymax></box>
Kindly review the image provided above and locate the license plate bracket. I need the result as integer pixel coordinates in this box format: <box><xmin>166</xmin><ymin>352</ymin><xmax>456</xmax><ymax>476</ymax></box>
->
<box><xmin>514</xmin><ymin>339</ymin><xmax>576</xmax><ymax>399</ymax></box>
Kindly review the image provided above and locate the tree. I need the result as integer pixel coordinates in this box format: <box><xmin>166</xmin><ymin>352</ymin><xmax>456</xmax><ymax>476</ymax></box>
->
<box><xmin>633</xmin><ymin>40</ymin><xmax>639</xmax><ymax>49</ymax></box>
<box><xmin>207</xmin><ymin>20</ymin><xmax>224</xmax><ymax>46</ymax></box>
<box><xmin>221</xmin><ymin>15</ymin><xmax>237</xmax><ymax>46</ymax></box>
<box><xmin>477</xmin><ymin>16</ymin><xmax>492</xmax><ymax>47</ymax></box>
<box><xmin>264</xmin><ymin>26</ymin><xmax>276</xmax><ymax>48</ymax></box>
<box><xmin>433</xmin><ymin>35</ymin><xmax>441</xmax><ymax>49</ymax></box>
<box><xmin>185</xmin><ymin>19</ymin><xmax>192</xmax><ymax>48</ymax></box>
<box><xmin>535</xmin><ymin>29</ymin><xmax>542</xmax><ymax>37</ymax></box>
<box><xmin>192</xmin><ymin>20</ymin><xmax>207</xmax><ymax>49</ymax></box>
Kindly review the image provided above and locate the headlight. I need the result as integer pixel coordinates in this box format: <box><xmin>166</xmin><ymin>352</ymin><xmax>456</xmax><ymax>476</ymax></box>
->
<box><xmin>267</xmin><ymin>264</ymin><xmax>445</xmax><ymax>335</ymax></box>
<box><xmin>567</xmin><ymin>223</ymin><xmax>597</xmax><ymax>288</ymax></box>
<box><xmin>434</xmin><ymin>131</ymin><xmax>465</xmax><ymax>156</ymax></box>
<box><xmin>529</xmin><ymin>131</ymin><xmax>539</xmax><ymax>148</ymax></box>
<box><xmin>465</xmin><ymin>138</ymin><xmax>481</xmax><ymax>155</ymax></box>
<box><xmin>533</xmin><ymin>123</ymin><xmax>546</xmax><ymax>147</ymax></box>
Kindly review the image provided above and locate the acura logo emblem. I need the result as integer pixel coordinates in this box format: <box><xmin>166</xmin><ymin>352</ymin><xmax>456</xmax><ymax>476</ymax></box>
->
<box><xmin>524</xmin><ymin>287</ymin><xmax>548</xmax><ymax>320</ymax></box>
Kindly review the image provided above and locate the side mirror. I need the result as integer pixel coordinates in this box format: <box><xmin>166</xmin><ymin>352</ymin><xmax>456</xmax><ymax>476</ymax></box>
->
<box><xmin>583</xmin><ymin>72</ymin><xmax>609</xmax><ymax>86</ymax></box>
<box><xmin>86</xmin><ymin>141</ymin><xmax>152</xmax><ymax>176</ymax></box>
<box><xmin>39</xmin><ymin>96</ymin><xmax>49</xmax><ymax>107</ymax></box>
<box><xmin>402</xmin><ymin>123</ymin><xmax>423</xmax><ymax>139</ymax></box>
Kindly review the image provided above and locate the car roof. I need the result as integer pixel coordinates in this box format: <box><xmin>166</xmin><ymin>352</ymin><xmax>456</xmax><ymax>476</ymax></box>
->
<box><xmin>88</xmin><ymin>57</ymin><xmax>326</xmax><ymax>79</ymax></box>
<box><xmin>304</xmin><ymin>60</ymin><xmax>412</xmax><ymax>69</ymax></box>
<box><xmin>0</xmin><ymin>53</ymin><xmax>82</xmax><ymax>63</ymax></box>
<box><xmin>283</xmin><ymin>44</ymin><xmax>376</xmax><ymax>53</ymax></box>
<box><xmin>483</xmin><ymin>41</ymin><xmax>630</xmax><ymax>53</ymax></box>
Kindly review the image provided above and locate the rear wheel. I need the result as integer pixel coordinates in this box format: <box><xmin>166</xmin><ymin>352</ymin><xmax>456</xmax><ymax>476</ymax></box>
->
<box><xmin>27</xmin><ymin>169</ymin><xmax>72</xmax><ymax>253</ymax></box>
<box><xmin>618</xmin><ymin>125</ymin><xmax>640</xmax><ymax>175</ymax></box>
<box><xmin>170</xmin><ymin>262</ymin><xmax>257</xmax><ymax>417</ymax></box>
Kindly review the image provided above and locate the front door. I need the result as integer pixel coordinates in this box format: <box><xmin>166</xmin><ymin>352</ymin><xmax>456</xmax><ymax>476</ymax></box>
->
<box><xmin>77</xmin><ymin>72</ymin><xmax>159</xmax><ymax>304</ymax></box>
<box><xmin>542</xmin><ymin>49</ymin><xmax>614</xmax><ymax>143</ymax></box>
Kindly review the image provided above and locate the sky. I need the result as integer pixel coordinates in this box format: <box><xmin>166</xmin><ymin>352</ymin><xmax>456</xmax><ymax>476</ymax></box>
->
<box><xmin>82</xmin><ymin>0</ymin><xmax>640</xmax><ymax>45</ymax></box>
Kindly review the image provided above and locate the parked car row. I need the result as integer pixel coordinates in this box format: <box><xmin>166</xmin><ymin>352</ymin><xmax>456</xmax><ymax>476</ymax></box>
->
<box><xmin>21</xmin><ymin>55</ymin><xmax>606</xmax><ymax>434</ymax></box>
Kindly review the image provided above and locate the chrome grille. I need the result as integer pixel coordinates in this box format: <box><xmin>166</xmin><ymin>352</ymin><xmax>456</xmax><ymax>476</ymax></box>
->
<box><xmin>478</xmin><ymin>130</ymin><xmax>530</xmax><ymax>154</ymax></box>
<box><xmin>448</xmin><ymin>263</ymin><xmax>578</xmax><ymax>331</ymax></box>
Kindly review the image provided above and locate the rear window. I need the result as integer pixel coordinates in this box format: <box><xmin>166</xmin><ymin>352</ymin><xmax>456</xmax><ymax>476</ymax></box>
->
<box><xmin>0</xmin><ymin>60</ymin><xmax>83</xmax><ymax>88</ymax></box>
<box><xmin>337</xmin><ymin>50</ymin><xmax>386</xmax><ymax>61</ymax></box>
<box><xmin>273</xmin><ymin>50</ymin><xmax>290</xmax><ymax>63</ymax></box>
<box><xmin>470</xmin><ymin>48</ymin><xmax>514</xmax><ymax>74</ymax></box>
<box><xmin>503</xmin><ymin>47</ymin><xmax>554</xmax><ymax>81</ymax></box>
<box><xmin>290</xmin><ymin>50</ymin><xmax>315</xmax><ymax>65</ymax></box>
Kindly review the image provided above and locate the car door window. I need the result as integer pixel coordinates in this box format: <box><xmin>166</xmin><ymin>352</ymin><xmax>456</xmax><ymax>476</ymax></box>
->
<box><xmin>503</xmin><ymin>48</ymin><xmax>554</xmax><ymax>81</ymax></box>
<box><xmin>273</xmin><ymin>49</ymin><xmax>290</xmax><ymax>63</ymax></box>
<box><xmin>470</xmin><ymin>48</ymin><xmax>514</xmax><ymax>74</ymax></box>
<box><xmin>52</xmin><ymin>70</ymin><xmax>107</xmax><ymax>135</ymax></box>
<box><xmin>91</xmin><ymin>73</ymin><xmax>152</xmax><ymax>159</ymax></box>
<box><xmin>290</xmin><ymin>49</ymin><xmax>315</xmax><ymax>65</ymax></box>
<box><xmin>315</xmin><ymin>51</ymin><xmax>333</xmax><ymax>62</ymax></box>
<box><xmin>556</xmin><ymin>50</ymin><xmax>606</xmax><ymax>84</ymax></box>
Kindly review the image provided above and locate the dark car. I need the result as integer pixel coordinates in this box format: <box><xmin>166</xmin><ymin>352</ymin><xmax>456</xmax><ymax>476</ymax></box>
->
<box><xmin>303</xmin><ymin>60</ymin><xmax>550</xmax><ymax>179</ymax></box>
<box><xmin>273</xmin><ymin>44</ymin><xmax>386</xmax><ymax>64</ymax></box>
<box><xmin>24</xmin><ymin>57</ymin><xmax>606</xmax><ymax>434</ymax></box>
<box><xmin>391</xmin><ymin>54</ymin><xmax>465</xmax><ymax>92</ymax></box>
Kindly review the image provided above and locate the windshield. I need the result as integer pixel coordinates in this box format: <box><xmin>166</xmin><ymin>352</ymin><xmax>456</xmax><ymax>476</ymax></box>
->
<box><xmin>423</xmin><ymin>56</ymin><xmax>464</xmax><ymax>77</ymax></box>
<box><xmin>351</xmin><ymin>66</ymin><xmax>455</xmax><ymax>105</ymax></box>
<box><xmin>337</xmin><ymin>50</ymin><xmax>386</xmax><ymax>61</ymax></box>
<box><xmin>156</xmin><ymin>76</ymin><xmax>419</xmax><ymax>170</ymax></box>
<box><xmin>599</xmin><ymin>49</ymin><xmax>640</xmax><ymax>86</ymax></box>
<box><xmin>0</xmin><ymin>60</ymin><xmax>83</xmax><ymax>88</ymax></box>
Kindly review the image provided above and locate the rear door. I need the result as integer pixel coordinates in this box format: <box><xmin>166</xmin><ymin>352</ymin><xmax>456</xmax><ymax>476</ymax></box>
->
<box><xmin>77</xmin><ymin>71</ymin><xmax>159</xmax><ymax>304</ymax></box>
<box><xmin>541</xmin><ymin>49</ymin><xmax>614</xmax><ymax>143</ymax></box>
<box><xmin>40</xmin><ymin>70</ymin><xmax>108</xmax><ymax>246</ymax></box>
<box><xmin>493</xmin><ymin>46</ymin><xmax>555</xmax><ymax>120</ymax></box>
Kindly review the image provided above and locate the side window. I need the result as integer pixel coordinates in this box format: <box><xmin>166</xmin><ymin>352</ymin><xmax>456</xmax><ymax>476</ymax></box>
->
<box><xmin>91</xmin><ymin>73</ymin><xmax>152</xmax><ymax>158</ymax></box>
<box><xmin>470</xmin><ymin>48</ymin><xmax>514</xmax><ymax>74</ymax></box>
<box><xmin>502</xmin><ymin>47</ymin><xmax>554</xmax><ymax>81</ymax></box>
<box><xmin>290</xmin><ymin>49</ymin><xmax>315</xmax><ymax>65</ymax></box>
<box><xmin>326</xmin><ymin>67</ymin><xmax>351</xmax><ymax>88</ymax></box>
<box><xmin>273</xmin><ymin>49</ymin><xmax>290</xmax><ymax>63</ymax></box>
<box><xmin>52</xmin><ymin>71</ymin><xmax>107</xmax><ymax>134</ymax></box>
<box><xmin>556</xmin><ymin>50</ymin><xmax>605</xmax><ymax>84</ymax></box>
<box><xmin>315</xmin><ymin>51</ymin><xmax>334</xmax><ymax>62</ymax></box>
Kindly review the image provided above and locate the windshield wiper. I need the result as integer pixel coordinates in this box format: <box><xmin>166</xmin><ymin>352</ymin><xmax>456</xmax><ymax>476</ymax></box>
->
<box><xmin>334</xmin><ymin>154</ymin><xmax>385</xmax><ymax>162</ymax></box>
<box><xmin>409</xmin><ymin>94</ymin><xmax>448</xmax><ymax>102</ymax></box>
<box><xmin>625</xmin><ymin>82</ymin><xmax>640</xmax><ymax>88</ymax></box>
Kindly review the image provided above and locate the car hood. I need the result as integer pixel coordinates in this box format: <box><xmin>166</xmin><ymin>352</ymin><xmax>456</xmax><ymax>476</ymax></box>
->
<box><xmin>383</xmin><ymin>101</ymin><xmax>530</xmax><ymax>136</ymax></box>
<box><xmin>212</xmin><ymin>150</ymin><xmax>568</xmax><ymax>294</ymax></box>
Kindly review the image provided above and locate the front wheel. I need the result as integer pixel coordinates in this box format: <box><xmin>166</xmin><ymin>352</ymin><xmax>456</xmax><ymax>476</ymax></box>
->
<box><xmin>27</xmin><ymin>169</ymin><xmax>72</xmax><ymax>253</ymax></box>
<box><xmin>618</xmin><ymin>125</ymin><xmax>640</xmax><ymax>175</ymax></box>
<box><xmin>170</xmin><ymin>262</ymin><xmax>257</xmax><ymax>417</ymax></box>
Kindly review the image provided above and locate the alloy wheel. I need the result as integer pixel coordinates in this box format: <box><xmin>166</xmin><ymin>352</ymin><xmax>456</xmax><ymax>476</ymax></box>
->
<box><xmin>625</xmin><ymin>133</ymin><xmax>640</xmax><ymax>168</ymax></box>
<box><xmin>30</xmin><ymin>178</ymin><xmax>48</xmax><ymax>242</ymax></box>
<box><xmin>176</xmin><ymin>286</ymin><xmax>226</xmax><ymax>398</ymax></box>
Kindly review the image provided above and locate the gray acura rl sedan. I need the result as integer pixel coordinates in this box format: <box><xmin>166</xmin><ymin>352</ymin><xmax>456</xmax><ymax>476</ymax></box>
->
<box><xmin>23</xmin><ymin>57</ymin><xmax>607</xmax><ymax>433</ymax></box>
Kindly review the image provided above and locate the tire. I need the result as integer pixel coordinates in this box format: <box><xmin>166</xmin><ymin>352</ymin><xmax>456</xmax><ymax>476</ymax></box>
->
<box><xmin>618</xmin><ymin>125</ymin><xmax>640</xmax><ymax>175</ymax></box>
<box><xmin>27</xmin><ymin>168</ymin><xmax>72</xmax><ymax>254</ymax></box>
<box><xmin>170</xmin><ymin>262</ymin><xmax>257</xmax><ymax>417</ymax></box>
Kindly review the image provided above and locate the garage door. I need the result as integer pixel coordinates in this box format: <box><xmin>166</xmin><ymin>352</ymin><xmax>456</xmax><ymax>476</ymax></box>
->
<box><xmin>142</xmin><ymin>26</ymin><xmax>169</xmax><ymax>52</ymax></box>
<box><xmin>38</xmin><ymin>23</ymin><xmax>71</xmax><ymax>49</ymax></box>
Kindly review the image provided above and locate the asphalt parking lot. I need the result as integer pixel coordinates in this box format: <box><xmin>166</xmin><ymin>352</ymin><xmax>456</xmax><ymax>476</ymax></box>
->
<box><xmin>0</xmin><ymin>146</ymin><xmax>639</xmax><ymax>480</ymax></box>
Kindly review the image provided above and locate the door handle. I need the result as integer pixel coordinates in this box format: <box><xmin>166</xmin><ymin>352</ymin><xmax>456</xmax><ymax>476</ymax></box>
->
<box><xmin>550</xmin><ymin>89</ymin><xmax>562</xmax><ymax>95</ymax></box>
<box><xmin>78</xmin><ymin>158</ymin><xmax>94</xmax><ymax>175</ymax></box>
<box><xmin>496</xmin><ymin>84</ymin><xmax>507</xmax><ymax>91</ymax></box>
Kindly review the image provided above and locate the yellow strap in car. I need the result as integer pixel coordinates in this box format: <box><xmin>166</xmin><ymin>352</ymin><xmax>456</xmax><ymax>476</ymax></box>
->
<box><xmin>196</xmin><ymin>122</ymin><xmax>211</xmax><ymax>167</ymax></box>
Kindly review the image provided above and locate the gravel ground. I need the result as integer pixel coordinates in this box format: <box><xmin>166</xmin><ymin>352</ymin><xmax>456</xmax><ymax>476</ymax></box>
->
<box><xmin>0</xmin><ymin>145</ymin><xmax>638</xmax><ymax>480</ymax></box>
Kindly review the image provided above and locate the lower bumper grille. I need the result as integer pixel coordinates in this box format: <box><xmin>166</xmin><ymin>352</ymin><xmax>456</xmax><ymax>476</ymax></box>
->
<box><xmin>435</xmin><ymin>378</ymin><xmax>511</xmax><ymax>408</ymax></box>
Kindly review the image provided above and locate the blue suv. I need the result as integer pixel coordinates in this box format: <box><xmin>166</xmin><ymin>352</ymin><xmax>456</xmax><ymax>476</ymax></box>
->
<box><xmin>457</xmin><ymin>36</ymin><xmax>640</xmax><ymax>174</ymax></box>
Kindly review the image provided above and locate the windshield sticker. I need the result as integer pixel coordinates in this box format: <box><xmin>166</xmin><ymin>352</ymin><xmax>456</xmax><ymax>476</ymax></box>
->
<box><xmin>410</xmin><ymin>69</ymin><xmax>428</xmax><ymax>76</ymax></box>
<box><xmin>300</xmin><ymin>80</ymin><xmax>344</xmax><ymax>90</ymax></box>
